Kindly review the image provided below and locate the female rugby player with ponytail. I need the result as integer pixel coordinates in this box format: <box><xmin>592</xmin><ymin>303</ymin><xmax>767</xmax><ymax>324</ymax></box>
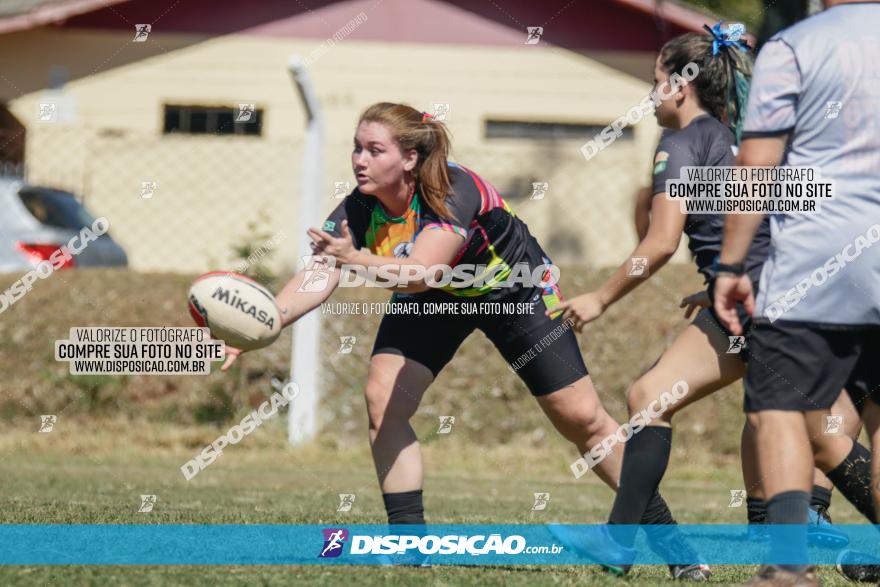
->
<box><xmin>550</xmin><ymin>24</ymin><xmax>866</xmax><ymax>568</ymax></box>
<box><xmin>223</xmin><ymin>102</ymin><xmax>709</xmax><ymax>578</ymax></box>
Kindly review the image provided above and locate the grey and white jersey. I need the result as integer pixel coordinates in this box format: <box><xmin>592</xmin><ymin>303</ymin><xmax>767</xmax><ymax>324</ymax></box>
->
<box><xmin>743</xmin><ymin>3</ymin><xmax>880</xmax><ymax>326</ymax></box>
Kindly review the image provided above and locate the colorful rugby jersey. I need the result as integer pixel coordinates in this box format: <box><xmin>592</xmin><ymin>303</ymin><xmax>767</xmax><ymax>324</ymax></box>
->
<box><xmin>323</xmin><ymin>163</ymin><xmax>550</xmax><ymax>300</ymax></box>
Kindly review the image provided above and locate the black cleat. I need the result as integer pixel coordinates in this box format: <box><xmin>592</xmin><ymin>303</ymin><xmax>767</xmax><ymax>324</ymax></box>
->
<box><xmin>836</xmin><ymin>549</ymin><xmax>880</xmax><ymax>582</ymax></box>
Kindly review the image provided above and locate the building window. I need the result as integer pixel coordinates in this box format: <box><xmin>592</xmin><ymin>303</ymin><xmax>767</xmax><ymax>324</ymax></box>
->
<box><xmin>485</xmin><ymin>119</ymin><xmax>632</xmax><ymax>141</ymax></box>
<box><xmin>163</xmin><ymin>105</ymin><xmax>263</xmax><ymax>136</ymax></box>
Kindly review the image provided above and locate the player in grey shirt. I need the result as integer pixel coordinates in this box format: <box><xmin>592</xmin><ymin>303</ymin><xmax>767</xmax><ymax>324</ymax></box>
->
<box><xmin>713</xmin><ymin>1</ymin><xmax>880</xmax><ymax>584</ymax></box>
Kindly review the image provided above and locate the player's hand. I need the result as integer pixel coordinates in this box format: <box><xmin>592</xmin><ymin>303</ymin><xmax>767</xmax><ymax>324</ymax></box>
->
<box><xmin>307</xmin><ymin>219</ymin><xmax>360</xmax><ymax>264</ymax></box>
<box><xmin>548</xmin><ymin>291</ymin><xmax>606</xmax><ymax>333</ymax></box>
<box><xmin>680</xmin><ymin>290</ymin><xmax>710</xmax><ymax>319</ymax></box>
<box><xmin>712</xmin><ymin>274</ymin><xmax>755</xmax><ymax>336</ymax></box>
<box><xmin>221</xmin><ymin>345</ymin><xmax>243</xmax><ymax>371</ymax></box>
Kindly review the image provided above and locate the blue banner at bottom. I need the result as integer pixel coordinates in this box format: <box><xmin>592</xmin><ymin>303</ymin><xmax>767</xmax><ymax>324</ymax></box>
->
<box><xmin>1</xmin><ymin>524</ymin><xmax>879</xmax><ymax>565</ymax></box>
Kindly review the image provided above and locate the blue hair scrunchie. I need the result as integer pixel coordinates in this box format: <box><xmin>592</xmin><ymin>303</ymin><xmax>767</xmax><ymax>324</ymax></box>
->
<box><xmin>701</xmin><ymin>22</ymin><xmax>753</xmax><ymax>145</ymax></box>
<box><xmin>703</xmin><ymin>21</ymin><xmax>750</xmax><ymax>55</ymax></box>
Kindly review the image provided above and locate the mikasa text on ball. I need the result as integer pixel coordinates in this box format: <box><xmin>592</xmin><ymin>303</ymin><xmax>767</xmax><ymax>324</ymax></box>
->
<box><xmin>188</xmin><ymin>272</ymin><xmax>281</xmax><ymax>350</ymax></box>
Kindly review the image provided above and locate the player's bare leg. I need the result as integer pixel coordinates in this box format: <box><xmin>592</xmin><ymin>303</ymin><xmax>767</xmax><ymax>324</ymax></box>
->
<box><xmin>364</xmin><ymin>353</ymin><xmax>433</xmax><ymax>525</ymax></box>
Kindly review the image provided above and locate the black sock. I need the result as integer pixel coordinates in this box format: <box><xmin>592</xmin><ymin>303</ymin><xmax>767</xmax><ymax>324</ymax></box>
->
<box><xmin>608</xmin><ymin>426</ymin><xmax>673</xmax><ymax>548</ymax></box>
<box><xmin>383</xmin><ymin>489</ymin><xmax>425</xmax><ymax>524</ymax></box>
<box><xmin>825</xmin><ymin>442</ymin><xmax>877</xmax><ymax>523</ymax></box>
<box><xmin>641</xmin><ymin>490</ymin><xmax>677</xmax><ymax>525</ymax></box>
<box><xmin>747</xmin><ymin>496</ymin><xmax>768</xmax><ymax>524</ymax></box>
<box><xmin>766</xmin><ymin>490</ymin><xmax>809</xmax><ymax>573</ymax></box>
<box><xmin>748</xmin><ymin>486</ymin><xmax>831</xmax><ymax>523</ymax></box>
<box><xmin>810</xmin><ymin>485</ymin><xmax>832</xmax><ymax>512</ymax></box>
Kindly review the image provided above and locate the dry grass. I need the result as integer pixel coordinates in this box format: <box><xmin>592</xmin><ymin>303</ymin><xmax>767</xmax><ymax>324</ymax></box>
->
<box><xmin>0</xmin><ymin>264</ymin><xmax>746</xmax><ymax>465</ymax></box>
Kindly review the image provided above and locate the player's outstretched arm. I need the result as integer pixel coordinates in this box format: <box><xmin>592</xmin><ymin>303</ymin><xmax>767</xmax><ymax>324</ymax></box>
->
<box><xmin>551</xmin><ymin>193</ymin><xmax>685</xmax><ymax>332</ymax></box>
<box><xmin>221</xmin><ymin>258</ymin><xmax>341</xmax><ymax>371</ymax></box>
<box><xmin>275</xmin><ymin>259</ymin><xmax>342</xmax><ymax>328</ymax></box>
<box><xmin>308</xmin><ymin>219</ymin><xmax>465</xmax><ymax>294</ymax></box>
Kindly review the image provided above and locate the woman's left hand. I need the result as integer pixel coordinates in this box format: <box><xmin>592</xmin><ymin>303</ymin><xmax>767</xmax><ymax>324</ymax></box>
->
<box><xmin>307</xmin><ymin>219</ymin><xmax>362</xmax><ymax>265</ymax></box>
<box><xmin>679</xmin><ymin>290</ymin><xmax>710</xmax><ymax>319</ymax></box>
<box><xmin>547</xmin><ymin>291</ymin><xmax>606</xmax><ymax>333</ymax></box>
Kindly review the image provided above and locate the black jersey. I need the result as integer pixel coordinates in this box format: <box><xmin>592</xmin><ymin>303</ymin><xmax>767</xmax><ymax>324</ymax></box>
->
<box><xmin>652</xmin><ymin>115</ymin><xmax>771</xmax><ymax>285</ymax></box>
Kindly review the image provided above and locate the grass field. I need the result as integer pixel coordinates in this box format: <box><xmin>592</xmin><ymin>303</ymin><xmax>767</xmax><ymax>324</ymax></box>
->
<box><xmin>0</xmin><ymin>266</ymin><xmax>869</xmax><ymax>585</ymax></box>
<box><xmin>0</xmin><ymin>422</ymin><xmax>866</xmax><ymax>586</ymax></box>
<box><xmin>0</xmin><ymin>265</ymin><xmax>745</xmax><ymax>456</ymax></box>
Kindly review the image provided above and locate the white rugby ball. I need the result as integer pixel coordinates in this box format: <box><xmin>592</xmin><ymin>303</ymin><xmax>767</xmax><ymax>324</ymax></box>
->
<box><xmin>188</xmin><ymin>272</ymin><xmax>281</xmax><ymax>351</ymax></box>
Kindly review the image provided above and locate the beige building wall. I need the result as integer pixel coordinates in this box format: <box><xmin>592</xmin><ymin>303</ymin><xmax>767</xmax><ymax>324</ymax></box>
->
<box><xmin>4</xmin><ymin>28</ymin><xmax>688</xmax><ymax>273</ymax></box>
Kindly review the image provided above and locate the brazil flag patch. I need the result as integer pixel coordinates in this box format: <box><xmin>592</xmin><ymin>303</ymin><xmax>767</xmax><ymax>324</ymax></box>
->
<box><xmin>653</xmin><ymin>151</ymin><xmax>669</xmax><ymax>175</ymax></box>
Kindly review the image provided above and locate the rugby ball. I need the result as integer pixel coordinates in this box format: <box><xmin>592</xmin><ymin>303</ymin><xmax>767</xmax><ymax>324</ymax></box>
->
<box><xmin>188</xmin><ymin>272</ymin><xmax>281</xmax><ymax>351</ymax></box>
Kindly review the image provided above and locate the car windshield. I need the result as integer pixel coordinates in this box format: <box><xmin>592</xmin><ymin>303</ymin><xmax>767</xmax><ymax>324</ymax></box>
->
<box><xmin>18</xmin><ymin>188</ymin><xmax>97</xmax><ymax>230</ymax></box>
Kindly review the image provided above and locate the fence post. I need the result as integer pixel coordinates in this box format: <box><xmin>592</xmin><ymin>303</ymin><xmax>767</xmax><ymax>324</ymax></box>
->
<box><xmin>287</xmin><ymin>56</ymin><xmax>323</xmax><ymax>445</ymax></box>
